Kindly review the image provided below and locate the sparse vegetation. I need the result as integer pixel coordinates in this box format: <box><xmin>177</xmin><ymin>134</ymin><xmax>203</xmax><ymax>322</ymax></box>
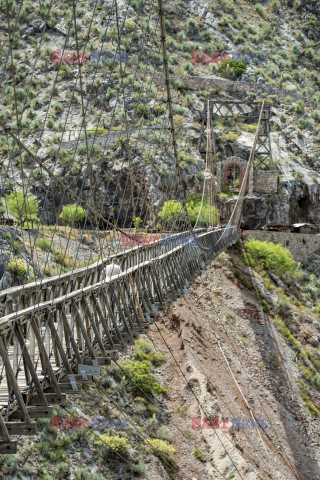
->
<box><xmin>147</xmin><ymin>438</ymin><xmax>178</xmax><ymax>478</ymax></box>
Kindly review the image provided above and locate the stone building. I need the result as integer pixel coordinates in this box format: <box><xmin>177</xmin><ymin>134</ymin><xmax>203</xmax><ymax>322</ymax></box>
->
<box><xmin>216</xmin><ymin>156</ymin><xmax>278</xmax><ymax>195</ymax></box>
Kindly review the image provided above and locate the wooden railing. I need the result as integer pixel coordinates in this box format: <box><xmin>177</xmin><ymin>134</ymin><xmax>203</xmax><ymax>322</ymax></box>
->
<box><xmin>0</xmin><ymin>229</ymin><xmax>208</xmax><ymax>317</ymax></box>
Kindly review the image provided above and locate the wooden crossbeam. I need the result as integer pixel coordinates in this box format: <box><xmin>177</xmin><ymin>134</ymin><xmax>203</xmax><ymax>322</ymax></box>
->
<box><xmin>29</xmin><ymin>393</ymin><xmax>66</xmax><ymax>406</ymax></box>
<box><xmin>0</xmin><ymin>442</ymin><xmax>17</xmax><ymax>454</ymax></box>
<box><xmin>10</xmin><ymin>406</ymin><xmax>53</xmax><ymax>420</ymax></box>
<box><xmin>5</xmin><ymin>422</ymin><xmax>37</xmax><ymax>435</ymax></box>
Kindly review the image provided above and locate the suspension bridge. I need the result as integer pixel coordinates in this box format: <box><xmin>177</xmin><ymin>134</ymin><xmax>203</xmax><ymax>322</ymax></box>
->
<box><xmin>0</xmin><ymin>97</ymin><xmax>258</xmax><ymax>451</ymax></box>
<box><xmin>0</xmin><ymin>0</ymin><xmax>309</xmax><ymax>476</ymax></box>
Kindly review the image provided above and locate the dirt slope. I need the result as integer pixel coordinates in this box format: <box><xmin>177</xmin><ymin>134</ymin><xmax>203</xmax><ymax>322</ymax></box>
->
<box><xmin>147</xmin><ymin>252</ymin><xmax>320</xmax><ymax>480</ymax></box>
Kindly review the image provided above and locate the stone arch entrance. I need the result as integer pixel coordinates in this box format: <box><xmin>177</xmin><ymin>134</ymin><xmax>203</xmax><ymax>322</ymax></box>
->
<box><xmin>225</xmin><ymin>162</ymin><xmax>242</xmax><ymax>190</ymax></box>
<box><xmin>217</xmin><ymin>156</ymin><xmax>249</xmax><ymax>193</ymax></box>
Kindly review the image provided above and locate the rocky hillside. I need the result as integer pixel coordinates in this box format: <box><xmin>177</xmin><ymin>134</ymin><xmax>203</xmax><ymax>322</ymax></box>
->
<box><xmin>1</xmin><ymin>0</ymin><xmax>320</xmax><ymax>229</ymax></box>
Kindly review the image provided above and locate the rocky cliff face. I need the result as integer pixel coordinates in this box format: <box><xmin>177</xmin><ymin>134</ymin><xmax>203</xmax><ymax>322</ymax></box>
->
<box><xmin>1</xmin><ymin>0</ymin><xmax>320</xmax><ymax>230</ymax></box>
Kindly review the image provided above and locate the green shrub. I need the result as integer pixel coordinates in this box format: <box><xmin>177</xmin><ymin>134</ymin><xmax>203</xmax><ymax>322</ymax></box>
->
<box><xmin>186</xmin><ymin>19</ymin><xmax>198</xmax><ymax>37</ymax></box>
<box><xmin>269</xmin><ymin>0</ymin><xmax>281</xmax><ymax>12</ymax></box>
<box><xmin>53</xmin><ymin>251</ymin><xmax>75</xmax><ymax>268</ymax></box>
<box><xmin>244</xmin><ymin>239</ymin><xmax>295</xmax><ymax>276</ymax></box>
<box><xmin>312</xmin><ymin>373</ymin><xmax>320</xmax><ymax>389</ymax></box>
<box><xmin>172</xmin><ymin>79</ymin><xmax>187</xmax><ymax>92</ymax></box>
<box><xmin>194</xmin><ymin>449</ymin><xmax>206</xmax><ymax>462</ymax></box>
<box><xmin>276</xmin><ymin>299</ymin><xmax>291</xmax><ymax>316</ymax></box>
<box><xmin>1</xmin><ymin>454</ymin><xmax>18</xmax><ymax>474</ymax></box>
<box><xmin>134</xmin><ymin>340</ymin><xmax>166</xmax><ymax>366</ymax></box>
<box><xmin>186</xmin><ymin>193</ymin><xmax>219</xmax><ymax>227</ymax></box>
<box><xmin>219</xmin><ymin>131</ymin><xmax>240</xmax><ymax>142</ymax></box>
<box><xmin>299</xmin><ymin>381</ymin><xmax>319</xmax><ymax>416</ymax></box>
<box><xmin>55</xmin><ymin>462</ymin><xmax>70</xmax><ymax>478</ymax></box>
<box><xmin>121</xmin><ymin>359</ymin><xmax>167</xmax><ymax>397</ymax></box>
<box><xmin>168</xmin><ymin>54</ymin><xmax>179</xmax><ymax>65</ymax></box>
<box><xmin>133</xmin><ymin>81</ymin><xmax>143</xmax><ymax>92</ymax></box>
<box><xmin>307</xmin><ymin>402</ymin><xmax>319</xmax><ymax>416</ymax></box>
<box><xmin>303</xmin><ymin>274</ymin><xmax>319</xmax><ymax>300</ymax></box>
<box><xmin>59</xmin><ymin>204</ymin><xmax>87</xmax><ymax>224</ymax></box>
<box><xmin>3</xmin><ymin>232</ymin><xmax>20</xmax><ymax>253</ymax></box>
<box><xmin>7</xmin><ymin>258</ymin><xmax>28</xmax><ymax>281</ymax></box>
<box><xmin>4</xmin><ymin>190</ymin><xmax>39</xmax><ymax>221</ymax></box>
<box><xmin>262</xmin><ymin>299</ymin><xmax>270</xmax><ymax>312</ymax></box>
<box><xmin>12</xmin><ymin>240</ymin><xmax>20</xmax><ymax>254</ymax></box>
<box><xmin>52</xmin><ymin>102</ymin><xmax>63</xmax><ymax>113</ymax></box>
<box><xmin>220</xmin><ymin>0</ymin><xmax>234</xmax><ymax>13</ymax></box>
<box><xmin>124</xmin><ymin>19</ymin><xmax>136</xmax><ymax>31</ymax></box>
<box><xmin>217</xmin><ymin>58</ymin><xmax>247</xmax><ymax>79</ymax></box>
<box><xmin>184</xmin><ymin>61</ymin><xmax>193</xmax><ymax>73</ymax></box>
<box><xmin>274</xmin><ymin>315</ymin><xmax>301</xmax><ymax>353</ymax></box>
<box><xmin>314</xmin><ymin>304</ymin><xmax>320</xmax><ymax>315</ymax></box>
<box><xmin>94</xmin><ymin>434</ymin><xmax>130</xmax><ymax>456</ymax></box>
<box><xmin>148</xmin><ymin>438</ymin><xmax>178</xmax><ymax>478</ymax></box>
<box><xmin>148</xmin><ymin>438</ymin><xmax>175</xmax><ymax>456</ymax></box>
<box><xmin>158</xmin><ymin>200</ymin><xmax>184</xmax><ymax>224</ymax></box>
<box><xmin>150</xmin><ymin>53</ymin><xmax>162</xmax><ymax>66</ymax></box>
<box><xmin>74</xmin><ymin>469</ymin><xmax>91</xmax><ymax>480</ymax></box>
<box><xmin>0</xmin><ymin>109</ymin><xmax>11</xmax><ymax>121</ymax></box>
<box><xmin>313</xmin><ymin>110</ymin><xmax>320</xmax><ymax>122</ymax></box>
<box><xmin>136</xmin><ymin>103</ymin><xmax>150</xmax><ymax>118</ymax></box>
<box><xmin>295</xmin><ymin>100</ymin><xmax>305</xmax><ymax>115</ymax></box>
<box><xmin>129</xmin><ymin>0</ymin><xmax>141</xmax><ymax>10</ymax></box>
<box><xmin>172</xmin><ymin>105</ymin><xmax>185</xmax><ymax>115</ymax></box>
<box><xmin>133</xmin><ymin>216</ymin><xmax>142</xmax><ymax>230</ymax></box>
<box><xmin>33</xmin><ymin>98</ymin><xmax>42</xmax><ymax>109</ymax></box>
<box><xmin>74</xmin><ymin>468</ymin><xmax>106</xmax><ymax>480</ymax></box>
<box><xmin>153</xmin><ymin>104</ymin><xmax>166</xmax><ymax>116</ymax></box>
<box><xmin>36</xmin><ymin>238</ymin><xmax>55</xmax><ymax>253</ymax></box>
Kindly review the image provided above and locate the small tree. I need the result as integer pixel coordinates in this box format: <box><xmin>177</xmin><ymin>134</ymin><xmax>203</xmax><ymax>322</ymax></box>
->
<box><xmin>186</xmin><ymin>193</ymin><xmax>219</xmax><ymax>226</ymax></box>
<box><xmin>244</xmin><ymin>239</ymin><xmax>295</xmax><ymax>276</ymax></box>
<box><xmin>4</xmin><ymin>191</ymin><xmax>39</xmax><ymax>222</ymax></box>
<box><xmin>133</xmin><ymin>216</ymin><xmax>142</xmax><ymax>231</ymax></box>
<box><xmin>59</xmin><ymin>204</ymin><xmax>87</xmax><ymax>224</ymax></box>
<box><xmin>158</xmin><ymin>200</ymin><xmax>185</xmax><ymax>228</ymax></box>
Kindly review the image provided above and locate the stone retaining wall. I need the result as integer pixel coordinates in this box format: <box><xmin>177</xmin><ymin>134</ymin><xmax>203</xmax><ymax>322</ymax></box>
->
<box><xmin>253</xmin><ymin>170</ymin><xmax>278</xmax><ymax>193</ymax></box>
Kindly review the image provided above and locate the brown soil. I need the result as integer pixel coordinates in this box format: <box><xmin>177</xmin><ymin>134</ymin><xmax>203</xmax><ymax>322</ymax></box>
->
<box><xmin>147</xmin><ymin>252</ymin><xmax>320</xmax><ymax>480</ymax></box>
